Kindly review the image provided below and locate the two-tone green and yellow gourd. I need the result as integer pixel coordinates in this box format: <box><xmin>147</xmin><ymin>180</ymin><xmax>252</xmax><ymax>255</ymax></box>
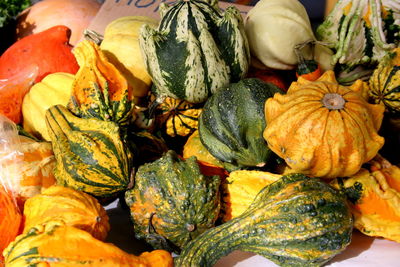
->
<box><xmin>125</xmin><ymin>150</ymin><xmax>221</xmax><ymax>253</ymax></box>
<box><xmin>45</xmin><ymin>105</ymin><xmax>133</xmax><ymax>198</ymax></box>
<box><xmin>139</xmin><ymin>0</ymin><xmax>250</xmax><ymax>103</ymax></box>
<box><xmin>175</xmin><ymin>173</ymin><xmax>353</xmax><ymax>267</ymax></box>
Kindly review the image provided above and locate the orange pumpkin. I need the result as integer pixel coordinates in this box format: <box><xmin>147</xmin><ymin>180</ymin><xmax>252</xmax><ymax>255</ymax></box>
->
<box><xmin>23</xmin><ymin>186</ymin><xmax>110</xmax><ymax>241</ymax></box>
<box><xmin>264</xmin><ymin>71</ymin><xmax>385</xmax><ymax>179</ymax></box>
<box><xmin>0</xmin><ymin>187</ymin><xmax>22</xmax><ymax>265</ymax></box>
<box><xmin>331</xmin><ymin>155</ymin><xmax>400</xmax><ymax>242</ymax></box>
<box><xmin>16</xmin><ymin>0</ymin><xmax>101</xmax><ymax>45</ymax></box>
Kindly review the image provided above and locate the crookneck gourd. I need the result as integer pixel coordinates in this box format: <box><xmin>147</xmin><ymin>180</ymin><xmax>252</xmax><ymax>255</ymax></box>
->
<box><xmin>331</xmin><ymin>154</ymin><xmax>400</xmax><ymax>242</ymax></box>
<box><xmin>3</xmin><ymin>221</ymin><xmax>174</xmax><ymax>267</ymax></box>
<box><xmin>175</xmin><ymin>173</ymin><xmax>353</xmax><ymax>267</ymax></box>
<box><xmin>139</xmin><ymin>0</ymin><xmax>250</xmax><ymax>103</ymax></box>
<box><xmin>369</xmin><ymin>48</ymin><xmax>400</xmax><ymax>114</ymax></box>
<box><xmin>124</xmin><ymin>150</ymin><xmax>221</xmax><ymax>253</ymax></box>
<box><xmin>199</xmin><ymin>78</ymin><xmax>282</xmax><ymax>171</ymax></box>
<box><xmin>45</xmin><ymin>105</ymin><xmax>133</xmax><ymax>198</ymax></box>
<box><xmin>264</xmin><ymin>71</ymin><xmax>385</xmax><ymax>179</ymax></box>
<box><xmin>68</xmin><ymin>40</ymin><xmax>135</xmax><ymax>127</ymax></box>
<box><xmin>23</xmin><ymin>186</ymin><xmax>110</xmax><ymax>241</ymax></box>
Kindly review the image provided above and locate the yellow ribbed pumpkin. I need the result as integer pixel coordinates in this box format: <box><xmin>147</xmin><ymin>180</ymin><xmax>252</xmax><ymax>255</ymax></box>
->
<box><xmin>264</xmin><ymin>71</ymin><xmax>385</xmax><ymax>179</ymax></box>
<box><xmin>23</xmin><ymin>186</ymin><xmax>110</xmax><ymax>241</ymax></box>
<box><xmin>22</xmin><ymin>72</ymin><xmax>74</xmax><ymax>141</ymax></box>
<box><xmin>100</xmin><ymin>16</ymin><xmax>159</xmax><ymax>98</ymax></box>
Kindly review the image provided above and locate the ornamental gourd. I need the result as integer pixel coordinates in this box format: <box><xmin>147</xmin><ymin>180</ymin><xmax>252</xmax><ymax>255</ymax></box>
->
<box><xmin>23</xmin><ymin>186</ymin><xmax>110</xmax><ymax>241</ymax></box>
<box><xmin>100</xmin><ymin>16</ymin><xmax>159</xmax><ymax>98</ymax></box>
<box><xmin>0</xmin><ymin>187</ymin><xmax>22</xmax><ymax>265</ymax></box>
<box><xmin>264</xmin><ymin>71</ymin><xmax>385</xmax><ymax>179</ymax></box>
<box><xmin>199</xmin><ymin>78</ymin><xmax>282</xmax><ymax>171</ymax></box>
<box><xmin>45</xmin><ymin>105</ymin><xmax>133</xmax><ymax>198</ymax></box>
<box><xmin>175</xmin><ymin>173</ymin><xmax>353</xmax><ymax>267</ymax></box>
<box><xmin>125</xmin><ymin>150</ymin><xmax>221</xmax><ymax>253</ymax></box>
<box><xmin>331</xmin><ymin>155</ymin><xmax>400</xmax><ymax>242</ymax></box>
<box><xmin>140</xmin><ymin>0</ymin><xmax>250</xmax><ymax>103</ymax></box>
<box><xmin>369</xmin><ymin>48</ymin><xmax>400</xmax><ymax>114</ymax></box>
<box><xmin>22</xmin><ymin>72</ymin><xmax>74</xmax><ymax>141</ymax></box>
<box><xmin>3</xmin><ymin>221</ymin><xmax>173</xmax><ymax>267</ymax></box>
<box><xmin>68</xmin><ymin>40</ymin><xmax>134</xmax><ymax>127</ymax></box>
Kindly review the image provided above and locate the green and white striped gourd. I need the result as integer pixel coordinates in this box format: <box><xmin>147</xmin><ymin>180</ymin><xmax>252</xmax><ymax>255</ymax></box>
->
<box><xmin>139</xmin><ymin>0</ymin><xmax>250</xmax><ymax>103</ymax></box>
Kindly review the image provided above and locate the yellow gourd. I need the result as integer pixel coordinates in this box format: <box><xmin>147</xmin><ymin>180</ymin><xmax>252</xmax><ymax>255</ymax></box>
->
<box><xmin>101</xmin><ymin>16</ymin><xmax>159</xmax><ymax>98</ymax></box>
<box><xmin>22</xmin><ymin>72</ymin><xmax>74</xmax><ymax>141</ymax></box>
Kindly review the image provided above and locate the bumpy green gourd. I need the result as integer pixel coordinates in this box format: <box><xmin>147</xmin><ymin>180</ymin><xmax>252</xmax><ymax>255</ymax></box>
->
<box><xmin>45</xmin><ymin>105</ymin><xmax>133</xmax><ymax>198</ymax></box>
<box><xmin>140</xmin><ymin>0</ymin><xmax>250</xmax><ymax>103</ymax></box>
<box><xmin>125</xmin><ymin>150</ymin><xmax>220</xmax><ymax>253</ymax></box>
<box><xmin>199</xmin><ymin>78</ymin><xmax>282</xmax><ymax>171</ymax></box>
<box><xmin>175</xmin><ymin>173</ymin><xmax>353</xmax><ymax>267</ymax></box>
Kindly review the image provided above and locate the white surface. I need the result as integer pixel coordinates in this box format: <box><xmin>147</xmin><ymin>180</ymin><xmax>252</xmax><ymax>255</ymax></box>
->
<box><xmin>105</xmin><ymin>200</ymin><xmax>400</xmax><ymax>267</ymax></box>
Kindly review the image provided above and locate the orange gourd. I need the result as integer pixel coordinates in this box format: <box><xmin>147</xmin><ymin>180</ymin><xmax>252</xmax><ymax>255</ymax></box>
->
<box><xmin>264</xmin><ymin>71</ymin><xmax>385</xmax><ymax>179</ymax></box>
<box><xmin>4</xmin><ymin>221</ymin><xmax>173</xmax><ymax>267</ymax></box>
<box><xmin>23</xmin><ymin>186</ymin><xmax>110</xmax><ymax>241</ymax></box>
<box><xmin>0</xmin><ymin>187</ymin><xmax>22</xmax><ymax>265</ymax></box>
<box><xmin>16</xmin><ymin>0</ymin><xmax>101</xmax><ymax>46</ymax></box>
<box><xmin>331</xmin><ymin>155</ymin><xmax>400</xmax><ymax>242</ymax></box>
<box><xmin>0</xmin><ymin>26</ymin><xmax>79</xmax><ymax>83</ymax></box>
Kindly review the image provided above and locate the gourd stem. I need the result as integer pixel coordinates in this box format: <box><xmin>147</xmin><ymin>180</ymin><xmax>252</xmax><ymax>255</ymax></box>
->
<box><xmin>83</xmin><ymin>29</ymin><xmax>104</xmax><ymax>45</ymax></box>
<box><xmin>322</xmin><ymin>93</ymin><xmax>346</xmax><ymax>110</ymax></box>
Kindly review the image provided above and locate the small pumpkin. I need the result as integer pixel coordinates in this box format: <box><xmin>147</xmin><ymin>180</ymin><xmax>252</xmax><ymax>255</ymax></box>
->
<box><xmin>45</xmin><ymin>105</ymin><xmax>133</xmax><ymax>199</ymax></box>
<box><xmin>0</xmin><ymin>25</ymin><xmax>79</xmax><ymax>83</ymax></box>
<box><xmin>23</xmin><ymin>186</ymin><xmax>110</xmax><ymax>241</ymax></box>
<box><xmin>156</xmin><ymin>97</ymin><xmax>203</xmax><ymax>137</ymax></box>
<box><xmin>100</xmin><ymin>16</ymin><xmax>159</xmax><ymax>98</ymax></box>
<box><xmin>22</xmin><ymin>72</ymin><xmax>74</xmax><ymax>141</ymax></box>
<box><xmin>221</xmin><ymin>170</ymin><xmax>281</xmax><ymax>222</ymax></box>
<box><xmin>264</xmin><ymin>71</ymin><xmax>385</xmax><ymax>179</ymax></box>
<box><xmin>199</xmin><ymin>78</ymin><xmax>282</xmax><ymax>171</ymax></box>
<box><xmin>0</xmin><ymin>187</ymin><xmax>22</xmax><ymax>265</ymax></box>
<box><xmin>68</xmin><ymin>40</ymin><xmax>135</xmax><ymax>127</ymax></box>
<box><xmin>3</xmin><ymin>221</ymin><xmax>173</xmax><ymax>267</ymax></box>
<box><xmin>175</xmin><ymin>173</ymin><xmax>353</xmax><ymax>267</ymax></box>
<box><xmin>125</xmin><ymin>150</ymin><xmax>221</xmax><ymax>253</ymax></box>
<box><xmin>16</xmin><ymin>0</ymin><xmax>101</xmax><ymax>46</ymax></box>
<box><xmin>369</xmin><ymin>48</ymin><xmax>400</xmax><ymax>114</ymax></box>
<box><xmin>331</xmin><ymin>154</ymin><xmax>400</xmax><ymax>242</ymax></box>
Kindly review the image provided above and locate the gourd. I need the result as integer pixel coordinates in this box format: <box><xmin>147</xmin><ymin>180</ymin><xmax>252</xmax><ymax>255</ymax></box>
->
<box><xmin>45</xmin><ymin>105</ymin><xmax>133</xmax><ymax>198</ymax></box>
<box><xmin>175</xmin><ymin>173</ymin><xmax>353</xmax><ymax>267</ymax></box>
<box><xmin>199</xmin><ymin>78</ymin><xmax>282</xmax><ymax>171</ymax></box>
<box><xmin>0</xmin><ymin>25</ymin><xmax>79</xmax><ymax>83</ymax></box>
<box><xmin>369</xmin><ymin>48</ymin><xmax>400</xmax><ymax>114</ymax></box>
<box><xmin>22</xmin><ymin>72</ymin><xmax>74</xmax><ymax>141</ymax></box>
<box><xmin>0</xmin><ymin>187</ymin><xmax>22</xmax><ymax>265</ymax></box>
<box><xmin>127</xmin><ymin>130</ymin><xmax>168</xmax><ymax>165</ymax></box>
<box><xmin>23</xmin><ymin>186</ymin><xmax>110</xmax><ymax>241</ymax></box>
<box><xmin>140</xmin><ymin>0</ymin><xmax>250</xmax><ymax>103</ymax></box>
<box><xmin>264</xmin><ymin>71</ymin><xmax>385</xmax><ymax>179</ymax></box>
<box><xmin>155</xmin><ymin>97</ymin><xmax>203</xmax><ymax>137</ymax></box>
<box><xmin>221</xmin><ymin>170</ymin><xmax>281</xmax><ymax>222</ymax></box>
<box><xmin>100</xmin><ymin>16</ymin><xmax>159</xmax><ymax>98</ymax></box>
<box><xmin>245</xmin><ymin>0</ymin><xmax>317</xmax><ymax>70</ymax></box>
<box><xmin>125</xmin><ymin>150</ymin><xmax>221</xmax><ymax>253</ymax></box>
<box><xmin>68</xmin><ymin>40</ymin><xmax>134</xmax><ymax>127</ymax></box>
<box><xmin>331</xmin><ymin>155</ymin><xmax>400</xmax><ymax>242</ymax></box>
<box><xmin>3</xmin><ymin>221</ymin><xmax>174</xmax><ymax>267</ymax></box>
<box><xmin>16</xmin><ymin>0</ymin><xmax>101</xmax><ymax>46</ymax></box>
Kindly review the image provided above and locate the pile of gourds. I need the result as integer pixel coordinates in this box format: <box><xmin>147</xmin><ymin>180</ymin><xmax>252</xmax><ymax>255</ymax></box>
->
<box><xmin>1</xmin><ymin>0</ymin><xmax>400</xmax><ymax>266</ymax></box>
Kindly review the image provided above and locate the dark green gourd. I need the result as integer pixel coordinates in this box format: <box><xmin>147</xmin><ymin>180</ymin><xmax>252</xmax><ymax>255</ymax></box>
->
<box><xmin>175</xmin><ymin>173</ymin><xmax>353</xmax><ymax>267</ymax></box>
<box><xmin>124</xmin><ymin>150</ymin><xmax>221</xmax><ymax>253</ymax></box>
<box><xmin>198</xmin><ymin>78</ymin><xmax>282</xmax><ymax>171</ymax></box>
<box><xmin>139</xmin><ymin>0</ymin><xmax>250</xmax><ymax>103</ymax></box>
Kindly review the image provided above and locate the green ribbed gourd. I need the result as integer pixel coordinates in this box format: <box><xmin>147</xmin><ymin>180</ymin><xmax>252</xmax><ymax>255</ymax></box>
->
<box><xmin>175</xmin><ymin>173</ymin><xmax>353</xmax><ymax>267</ymax></box>
<box><xmin>139</xmin><ymin>0</ymin><xmax>250</xmax><ymax>103</ymax></box>
<box><xmin>199</xmin><ymin>78</ymin><xmax>282</xmax><ymax>171</ymax></box>
<box><xmin>45</xmin><ymin>105</ymin><xmax>133</xmax><ymax>198</ymax></box>
<box><xmin>124</xmin><ymin>150</ymin><xmax>220</xmax><ymax>253</ymax></box>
